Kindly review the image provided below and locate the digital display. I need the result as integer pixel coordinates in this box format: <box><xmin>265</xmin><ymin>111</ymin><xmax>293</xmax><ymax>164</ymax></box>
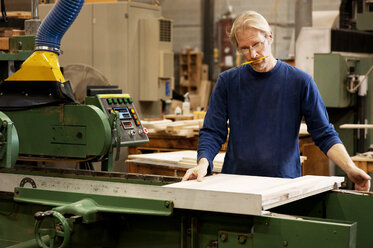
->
<box><xmin>122</xmin><ymin>121</ymin><xmax>133</xmax><ymax>129</ymax></box>
<box><xmin>113</xmin><ymin>107</ymin><xmax>131</xmax><ymax>120</ymax></box>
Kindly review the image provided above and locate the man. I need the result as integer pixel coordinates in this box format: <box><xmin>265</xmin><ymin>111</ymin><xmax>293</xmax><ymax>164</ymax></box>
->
<box><xmin>182</xmin><ymin>11</ymin><xmax>371</xmax><ymax>191</ymax></box>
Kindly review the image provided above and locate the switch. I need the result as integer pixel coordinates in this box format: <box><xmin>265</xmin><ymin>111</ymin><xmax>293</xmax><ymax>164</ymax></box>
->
<box><xmin>135</xmin><ymin>120</ymin><xmax>141</xmax><ymax>126</ymax></box>
<box><xmin>133</xmin><ymin>114</ymin><xmax>138</xmax><ymax>120</ymax></box>
<box><xmin>113</xmin><ymin>98</ymin><xmax>118</xmax><ymax>104</ymax></box>
<box><xmin>118</xmin><ymin>98</ymin><xmax>123</xmax><ymax>104</ymax></box>
<box><xmin>123</xmin><ymin>98</ymin><xmax>128</xmax><ymax>104</ymax></box>
<box><xmin>107</xmin><ymin>98</ymin><xmax>113</xmax><ymax>104</ymax></box>
<box><xmin>128</xmin><ymin>130</ymin><xmax>136</xmax><ymax>136</ymax></box>
<box><xmin>128</xmin><ymin>98</ymin><xmax>133</xmax><ymax>103</ymax></box>
<box><xmin>130</xmin><ymin>108</ymin><xmax>135</xmax><ymax>114</ymax></box>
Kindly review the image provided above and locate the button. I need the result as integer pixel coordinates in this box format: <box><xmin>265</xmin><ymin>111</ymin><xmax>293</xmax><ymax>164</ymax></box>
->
<box><xmin>113</xmin><ymin>98</ymin><xmax>118</xmax><ymax>104</ymax></box>
<box><xmin>118</xmin><ymin>98</ymin><xmax>123</xmax><ymax>104</ymax></box>
<box><xmin>128</xmin><ymin>98</ymin><xmax>133</xmax><ymax>103</ymax></box>
<box><xmin>123</xmin><ymin>98</ymin><xmax>128</xmax><ymax>103</ymax></box>
<box><xmin>107</xmin><ymin>98</ymin><xmax>113</xmax><ymax>104</ymax></box>
<box><xmin>133</xmin><ymin>114</ymin><xmax>138</xmax><ymax>120</ymax></box>
<box><xmin>135</xmin><ymin>120</ymin><xmax>140</xmax><ymax>126</ymax></box>
<box><xmin>142</xmin><ymin>128</ymin><xmax>148</xmax><ymax>134</ymax></box>
<box><xmin>130</xmin><ymin>108</ymin><xmax>135</xmax><ymax>114</ymax></box>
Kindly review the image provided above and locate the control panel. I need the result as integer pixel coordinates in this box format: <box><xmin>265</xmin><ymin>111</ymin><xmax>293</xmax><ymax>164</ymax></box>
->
<box><xmin>86</xmin><ymin>94</ymin><xmax>149</xmax><ymax>146</ymax></box>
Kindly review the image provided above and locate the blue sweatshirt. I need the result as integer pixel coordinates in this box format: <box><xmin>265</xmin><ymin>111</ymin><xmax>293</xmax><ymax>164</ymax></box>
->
<box><xmin>197</xmin><ymin>60</ymin><xmax>341</xmax><ymax>178</ymax></box>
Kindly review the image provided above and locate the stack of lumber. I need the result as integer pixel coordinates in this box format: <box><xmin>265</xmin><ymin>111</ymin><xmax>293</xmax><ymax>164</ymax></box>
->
<box><xmin>142</xmin><ymin>119</ymin><xmax>204</xmax><ymax>138</ymax></box>
<box><xmin>178</xmin><ymin>153</ymin><xmax>225</xmax><ymax>168</ymax></box>
<box><xmin>141</xmin><ymin>119</ymin><xmax>172</xmax><ymax>134</ymax></box>
<box><xmin>0</xmin><ymin>28</ymin><xmax>26</xmax><ymax>50</ymax></box>
<box><xmin>0</xmin><ymin>28</ymin><xmax>25</xmax><ymax>37</ymax></box>
<box><xmin>0</xmin><ymin>11</ymin><xmax>30</xmax><ymax>51</ymax></box>
<box><xmin>7</xmin><ymin>11</ymin><xmax>31</xmax><ymax>19</ymax></box>
<box><xmin>356</xmin><ymin>152</ymin><xmax>373</xmax><ymax>159</ymax></box>
<box><xmin>351</xmin><ymin>152</ymin><xmax>373</xmax><ymax>173</ymax></box>
<box><xmin>128</xmin><ymin>150</ymin><xmax>307</xmax><ymax>172</ymax></box>
<box><xmin>165</xmin><ymin>119</ymin><xmax>203</xmax><ymax>137</ymax></box>
<box><xmin>127</xmin><ymin>150</ymin><xmax>225</xmax><ymax>172</ymax></box>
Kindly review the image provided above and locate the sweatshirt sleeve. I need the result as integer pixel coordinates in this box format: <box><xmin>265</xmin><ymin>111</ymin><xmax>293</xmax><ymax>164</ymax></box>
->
<box><xmin>197</xmin><ymin>74</ymin><xmax>229</xmax><ymax>173</ymax></box>
<box><xmin>301</xmin><ymin>77</ymin><xmax>342</xmax><ymax>154</ymax></box>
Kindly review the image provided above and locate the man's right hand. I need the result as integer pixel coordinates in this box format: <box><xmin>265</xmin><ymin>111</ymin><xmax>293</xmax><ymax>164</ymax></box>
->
<box><xmin>182</xmin><ymin>157</ymin><xmax>209</xmax><ymax>182</ymax></box>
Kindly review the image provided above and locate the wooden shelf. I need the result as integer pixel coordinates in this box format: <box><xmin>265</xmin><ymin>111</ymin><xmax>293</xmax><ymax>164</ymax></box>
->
<box><xmin>179</xmin><ymin>50</ymin><xmax>202</xmax><ymax>94</ymax></box>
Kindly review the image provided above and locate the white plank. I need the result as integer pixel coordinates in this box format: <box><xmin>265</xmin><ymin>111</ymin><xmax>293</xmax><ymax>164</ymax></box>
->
<box><xmin>164</xmin><ymin>174</ymin><xmax>344</xmax><ymax>211</ymax></box>
<box><xmin>340</xmin><ymin>124</ymin><xmax>373</xmax><ymax>129</ymax></box>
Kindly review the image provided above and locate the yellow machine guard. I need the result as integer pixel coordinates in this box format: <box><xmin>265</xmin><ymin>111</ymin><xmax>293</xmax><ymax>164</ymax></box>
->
<box><xmin>5</xmin><ymin>51</ymin><xmax>65</xmax><ymax>82</ymax></box>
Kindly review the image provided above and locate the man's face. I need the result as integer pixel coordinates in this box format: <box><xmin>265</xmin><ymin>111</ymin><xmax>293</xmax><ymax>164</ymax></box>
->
<box><xmin>236</xmin><ymin>28</ymin><xmax>273</xmax><ymax>72</ymax></box>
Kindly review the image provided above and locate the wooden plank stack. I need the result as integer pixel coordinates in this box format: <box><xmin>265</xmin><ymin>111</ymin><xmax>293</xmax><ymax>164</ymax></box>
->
<box><xmin>127</xmin><ymin>150</ymin><xmax>224</xmax><ymax>172</ymax></box>
<box><xmin>0</xmin><ymin>11</ymin><xmax>29</xmax><ymax>51</ymax></box>
<box><xmin>127</xmin><ymin>150</ymin><xmax>306</xmax><ymax>173</ymax></box>
<box><xmin>142</xmin><ymin>119</ymin><xmax>204</xmax><ymax>138</ymax></box>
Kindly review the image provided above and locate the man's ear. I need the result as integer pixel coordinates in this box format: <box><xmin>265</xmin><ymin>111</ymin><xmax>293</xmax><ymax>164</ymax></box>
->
<box><xmin>267</xmin><ymin>31</ymin><xmax>274</xmax><ymax>44</ymax></box>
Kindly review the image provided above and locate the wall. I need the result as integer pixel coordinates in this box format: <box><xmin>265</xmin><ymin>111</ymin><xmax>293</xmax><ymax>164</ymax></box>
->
<box><xmin>161</xmin><ymin>0</ymin><xmax>341</xmax><ymax>60</ymax></box>
<box><xmin>6</xmin><ymin>0</ymin><xmax>341</xmax><ymax>59</ymax></box>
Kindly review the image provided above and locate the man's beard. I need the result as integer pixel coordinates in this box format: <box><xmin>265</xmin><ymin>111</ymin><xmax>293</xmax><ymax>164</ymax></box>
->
<box><xmin>250</xmin><ymin>60</ymin><xmax>267</xmax><ymax>72</ymax></box>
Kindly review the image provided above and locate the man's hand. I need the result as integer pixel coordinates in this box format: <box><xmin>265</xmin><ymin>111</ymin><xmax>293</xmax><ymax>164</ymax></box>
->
<box><xmin>182</xmin><ymin>158</ymin><xmax>209</xmax><ymax>182</ymax></box>
<box><xmin>327</xmin><ymin>143</ymin><xmax>371</xmax><ymax>191</ymax></box>
<box><xmin>346</xmin><ymin>167</ymin><xmax>371</xmax><ymax>191</ymax></box>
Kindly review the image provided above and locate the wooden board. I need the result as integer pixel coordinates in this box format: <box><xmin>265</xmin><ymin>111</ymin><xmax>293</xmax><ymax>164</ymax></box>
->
<box><xmin>128</xmin><ymin>150</ymin><xmax>198</xmax><ymax>163</ymax></box>
<box><xmin>126</xmin><ymin>150</ymin><xmax>223</xmax><ymax>175</ymax></box>
<box><xmin>340</xmin><ymin>124</ymin><xmax>373</xmax><ymax>129</ymax></box>
<box><xmin>128</xmin><ymin>151</ymin><xmax>305</xmax><ymax>173</ymax></box>
<box><xmin>164</xmin><ymin>174</ymin><xmax>344</xmax><ymax>211</ymax></box>
<box><xmin>351</xmin><ymin>152</ymin><xmax>373</xmax><ymax>173</ymax></box>
<box><xmin>127</xmin><ymin>150</ymin><xmax>224</xmax><ymax>171</ymax></box>
<box><xmin>0</xmin><ymin>37</ymin><xmax>9</xmax><ymax>50</ymax></box>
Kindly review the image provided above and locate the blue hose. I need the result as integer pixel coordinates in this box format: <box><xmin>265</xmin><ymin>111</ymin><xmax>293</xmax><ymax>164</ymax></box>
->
<box><xmin>35</xmin><ymin>0</ymin><xmax>84</xmax><ymax>55</ymax></box>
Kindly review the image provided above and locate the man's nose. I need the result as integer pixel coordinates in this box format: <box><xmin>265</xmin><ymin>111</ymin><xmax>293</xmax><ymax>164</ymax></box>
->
<box><xmin>249</xmin><ymin>49</ymin><xmax>257</xmax><ymax>59</ymax></box>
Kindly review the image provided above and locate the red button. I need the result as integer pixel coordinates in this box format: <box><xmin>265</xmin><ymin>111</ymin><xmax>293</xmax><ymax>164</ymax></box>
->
<box><xmin>143</xmin><ymin>128</ymin><xmax>148</xmax><ymax>134</ymax></box>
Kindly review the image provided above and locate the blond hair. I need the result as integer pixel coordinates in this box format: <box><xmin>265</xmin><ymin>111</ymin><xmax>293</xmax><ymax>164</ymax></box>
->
<box><xmin>229</xmin><ymin>11</ymin><xmax>271</xmax><ymax>48</ymax></box>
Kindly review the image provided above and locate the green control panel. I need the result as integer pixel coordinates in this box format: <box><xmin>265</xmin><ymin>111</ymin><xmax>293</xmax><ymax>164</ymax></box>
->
<box><xmin>86</xmin><ymin>94</ymin><xmax>149</xmax><ymax>146</ymax></box>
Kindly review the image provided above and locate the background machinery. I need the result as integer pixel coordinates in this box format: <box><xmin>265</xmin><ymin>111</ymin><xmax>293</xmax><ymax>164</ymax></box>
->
<box><xmin>296</xmin><ymin>0</ymin><xmax>373</xmax><ymax>155</ymax></box>
<box><xmin>39</xmin><ymin>1</ymin><xmax>174</xmax><ymax>119</ymax></box>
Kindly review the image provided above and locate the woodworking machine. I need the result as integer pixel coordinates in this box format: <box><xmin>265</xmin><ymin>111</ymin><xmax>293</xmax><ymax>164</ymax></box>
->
<box><xmin>1</xmin><ymin>1</ymin><xmax>373</xmax><ymax>248</ymax></box>
<box><xmin>0</xmin><ymin>0</ymin><xmax>148</xmax><ymax>171</ymax></box>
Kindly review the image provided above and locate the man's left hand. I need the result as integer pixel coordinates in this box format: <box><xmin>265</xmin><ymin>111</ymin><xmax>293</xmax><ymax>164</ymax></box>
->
<box><xmin>347</xmin><ymin>167</ymin><xmax>371</xmax><ymax>191</ymax></box>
